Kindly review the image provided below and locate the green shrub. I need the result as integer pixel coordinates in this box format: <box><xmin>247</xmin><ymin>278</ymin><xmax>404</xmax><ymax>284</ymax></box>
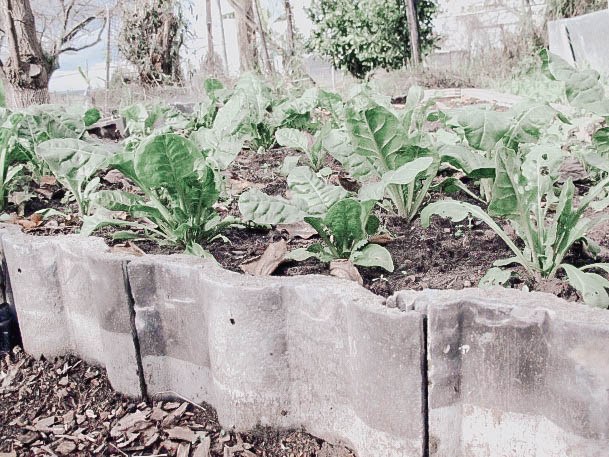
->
<box><xmin>307</xmin><ymin>0</ymin><xmax>436</xmax><ymax>79</ymax></box>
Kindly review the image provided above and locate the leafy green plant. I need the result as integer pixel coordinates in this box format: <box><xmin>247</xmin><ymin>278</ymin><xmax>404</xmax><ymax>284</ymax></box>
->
<box><xmin>325</xmin><ymin>92</ymin><xmax>491</xmax><ymax>222</ymax></box>
<box><xmin>275</xmin><ymin>125</ymin><xmax>331</xmax><ymax>171</ymax></box>
<box><xmin>36</xmin><ymin>139</ymin><xmax>113</xmax><ymax>215</ymax></box>
<box><xmin>540</xmin><ymin>49</ymin><xmax>609</xmax><ymax>117</ymax></box>
<box><xmin>83</xmin><ymin>133</ymin><xmax>234</xmax><ymax>252</ymax></box>
<box><xmin>422</xmin><ymin>146</ymin><xmax>609</xmax><ymax>307</ymax></box>
<box><xmin>83</xmin><ymin>108</ymin><xmax>101</xmax><ymax>127</ymax></box>
<box><xmin>287</xmin><ymin>198</ymin><xmax>394</xmax><ymax>271</ymax></box>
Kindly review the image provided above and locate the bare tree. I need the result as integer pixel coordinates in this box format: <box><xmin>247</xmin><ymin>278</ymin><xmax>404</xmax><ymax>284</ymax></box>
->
<box><xmin>0</xmin><ymin>0</ymin><xmax>107</xmax><ymax>108</ymax></box>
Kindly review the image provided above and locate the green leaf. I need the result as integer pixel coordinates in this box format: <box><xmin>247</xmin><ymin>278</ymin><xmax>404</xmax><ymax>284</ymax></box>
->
<box><xmin>562</xmin><ymin>263</ymin><xmax>609</xmax><ymax>308</ymax></box>
<box><xmin>238</xmin><ymin>188</ymin><xmax>307</xmax><ymax>224</ymax></box>
<box><xmin>479</xmin><ymin>267</ymin><xmax>512</xmax><ymax>288</ymax></box>
<box><xmin>83</xmin><ymin>108</ymin><xmax>101</xmax><ymax>127</ymax></box>
<box><xmin>452</xmin><ymin>108</ymin><xmax>512</xmax><ymax>151</ymax></box>
<box><xmin>488</xmin><ymin>147</ymin><xmax>525</xmax><ymax>218</ymax></box>
<box><xmin>134</xmin><ymin>133</ymin><xmax>202</xmax><ymax>191</ymax></box>
<box><xmin>346</xmin><ymin>105</ymin><xmax>406</xmax><ymax>168</ymax></box>
<box><xmin>287</xmin><ymin>166</ymin><xmax>348</xmax><ymax>215</ymax></box>
<box><xmin>592</xmin><ymin>128</ymin><xmax>609</xmax><ymax>156</ymax></box>
<box><xmin>280</xmin><ymin>155</ymin><xmax>300</xmax><ymax>176</ymax></box>
<box><xmin>275</xmin><ymin>128</ymin><xmax>311</xmax><ymax>153</ymax></box>
<box><xmin>36</xmin><ymin>138</ymin><xmax>111</xmax><ymax>213</ymax></box>
<box><xmin>323</xmin><ymin>198</ymin><xmax>366</xmax><ymax>254</ymax></box>
<box><xmin>439</xmin><ymin>144</ymin><xmax>495</xmax><ymax>179</ymax></box>
<box><xmin>351</xmin><ymin>243</ymin><xmax>394</xmax><ymax>272</ymax></box>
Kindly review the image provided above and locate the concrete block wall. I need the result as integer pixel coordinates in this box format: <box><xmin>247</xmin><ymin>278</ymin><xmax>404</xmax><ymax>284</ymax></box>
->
<box><xmin>548</xmin><ymin>10</ymin><xmax>609</xmax><ymax>76</ymax></box>
<box><xmin>1</xmin><ymin>228</ymin><xmax>608</xmax><ymax>456</ymax></box>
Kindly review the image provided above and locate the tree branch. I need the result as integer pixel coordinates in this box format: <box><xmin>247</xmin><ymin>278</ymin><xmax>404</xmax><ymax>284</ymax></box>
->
<box><xmin>3</xmin><ymin>0</ymin><xmax>22</xmax><ymax>71</ymax></box>
<box><xmin>61</xmin><ymin>15</ymin><xmax>96</xmax><ymax>44</ymax></box>
<box><xmin>59</xmin><ymin>15</ymin><xmax>105</xmax><ymax>54</ymax></box>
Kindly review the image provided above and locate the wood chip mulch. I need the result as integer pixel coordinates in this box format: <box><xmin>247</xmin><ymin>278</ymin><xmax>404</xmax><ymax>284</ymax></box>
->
<box><xmin>0</xmin><ymin>347</ymin><xmax>354</xmax><ymax>457</ymax></box>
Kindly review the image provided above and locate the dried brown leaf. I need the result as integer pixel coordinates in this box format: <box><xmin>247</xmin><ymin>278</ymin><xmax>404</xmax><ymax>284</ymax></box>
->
<box><xmin>39</xmin><ymin>175</ymin><xmax>57</xmax><ymax>187</ymax></box>
<box><xmin>240</xmin><ymin>240</ymin><xmax>288</xmax><ymax>276</ymax></box>
<box><xmin>330</xmin><ymin>260</ymin><xmax>363</xmax><ymax>285</ymax></box>
<box><xmin>368</xmin><ymin>233</ymin><xmax>393</xmax><ymax>245</ymax></box>
<box><xmin>111</xmin><ymin>242</ymin><xmax>145</xmax><ymax>257</ymax></box>
<box><xmin>277</xmin><ymin>222</ymin><xmax>317</xmax><ymax>240</ymax></box>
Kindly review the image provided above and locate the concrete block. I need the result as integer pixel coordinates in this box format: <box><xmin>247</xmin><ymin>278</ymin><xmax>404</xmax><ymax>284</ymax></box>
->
<box><xmin>128</xmin><ymin>256</ymin><xmax>426</xmax><ymax>457</ymax></box>
<box><xmin>549</xmin><ymin>11</ymin><xmax>609</xmax><ymax>76</ymax></box>
<box><xmin>1</xmin><ymin>230</ymin><xmax>141</xmax><ymax>397</ymax></box>
<box><xmin>410</xmin><ymin>288</ymin><xmax>609</xmax><ymax>457</ymax></box>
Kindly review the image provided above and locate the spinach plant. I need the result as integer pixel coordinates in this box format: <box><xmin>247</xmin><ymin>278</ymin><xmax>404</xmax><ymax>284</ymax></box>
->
<box><xmin>287</xmin><ymin>197</ymin><xmax>394</xmax><ymax>272</ymax></box>
<box><xmin>239</xmin><ymin>166</ymin><xmax>392</xmax><ymax>271</ymax></box>
<box><xmin>275</xmin><ymin>125</ymin><xmax>331</xmax><ymax>171</ymax></box>
<box><xmin>421</xmin><ymin>146</ymin><xmax>609</xmax><ymax>307</ymax></box>
<box><xmin>36</xmin><ymin>139</ymin><xmax>114</xmax><ymax>215</ymax></box>
<box><xmin>323</xmin><ymin>88</ymin><xmax>492</xmax><ymax>222</ymax></box>
<box><xmin>83</xmin><ymin>133</ymin><xmax>234</xmax><ymax>252</ymax></box>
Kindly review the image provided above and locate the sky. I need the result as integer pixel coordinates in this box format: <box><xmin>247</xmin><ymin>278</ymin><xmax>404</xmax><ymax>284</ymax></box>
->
<box><xmin>49</xmin><ymin>0</ymin><xmax>313</xmax><ymax>93</ymax></box>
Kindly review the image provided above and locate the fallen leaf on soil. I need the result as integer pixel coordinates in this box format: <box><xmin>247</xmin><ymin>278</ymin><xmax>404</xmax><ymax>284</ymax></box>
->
<box><xmin>228</xmin><ymin>178</ymin><xmax>263</xmax><ymax>195</ymax></box>
<box><xmin>277</xmin><ymin>222</ymin><xmax>317</xmax><ymax>240</ymax></box>
<box><xmin>0</xmin><ymin>451</ymin><xmax>17</xmax><ymax>457</ymax></box>
<box><xmin>34</xmin><ymin>188</ymin><xmax>54</xmax><ymax>199</ymax></box>
<box><xmin>15</xmin><ymin>213</ymin><xmax>43</xmax><ymax>230</ymax></box>
<box><xmin>368</xmin><ymin>233</ymin><xmax>393</xmax><ymax>245</ymax></box>
<box><xmin>330</xmin><ymin>260</ymin><xmax>363</xmax><ymax>285</ymax></box>
<box><xmin>240</xmin><ymin>240</ymin><xmax>288</xmax><ymax>276</ymax></box>
<box><xmin>39</xmin><ymin>175</ymin><xmax>57</xmax><ymax>187</ymax></box>
<box><xmin>111</xmin><ymin>242</ymin><xmax>145</xmax><ymax>257</ymax></box>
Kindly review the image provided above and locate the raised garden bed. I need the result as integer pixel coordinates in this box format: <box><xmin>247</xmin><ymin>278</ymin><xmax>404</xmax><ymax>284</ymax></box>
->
<box><xmin>2</xmin><ymin>54</ymin><xmax>609</xmax><ymax>456</ymax></box>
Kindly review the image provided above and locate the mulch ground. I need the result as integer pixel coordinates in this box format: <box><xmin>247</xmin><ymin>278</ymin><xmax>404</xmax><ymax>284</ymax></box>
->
<box><xmin>0</xmin><ymin>347</ymin><xmax>354</xmax><ymax>457</ymax></box>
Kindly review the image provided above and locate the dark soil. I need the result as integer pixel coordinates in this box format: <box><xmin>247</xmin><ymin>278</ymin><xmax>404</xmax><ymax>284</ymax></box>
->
<box><xmin>0</xmin><ymin>347</ymin><xmax>354</xmax><ymax>457</ymax></box>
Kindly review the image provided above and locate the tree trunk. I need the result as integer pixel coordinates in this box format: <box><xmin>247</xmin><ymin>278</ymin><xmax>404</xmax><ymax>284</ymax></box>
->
<box><xmin>0</xmin><ymin>0</ymin><xmax>53</xmax><ymax>108</ymax></box>
<box><xmin>403</xmin><ymin>0</ymin><xmax>421</xmax><ymax>64</ymax></box>
<box><xmin>205</xmin><ymin>0</ymin><xmax>214</xmax><ymax>62</ymax></box>
<box><xmin>284</xmin><ymin>0</ymin><xmax>295</xmax><ymax>57</ymax></box>
<box><xmin>216</xmin><ymin>0</ymin><xmax>229</xmax><ymax>74</ymax></box>
<box><xmin>230</xmin><ymin>0</ymin><xmax>258</xmax><ymax>72</ymax></box>
<box><xmin>253</xmin><ymin>0</ymin><xmax>272</xmax><ymax>75</ymax></box>
<box><xmin>4</xmin><ymin>85</ymin><xmax>50</xmax><ymax>108</ymax></box>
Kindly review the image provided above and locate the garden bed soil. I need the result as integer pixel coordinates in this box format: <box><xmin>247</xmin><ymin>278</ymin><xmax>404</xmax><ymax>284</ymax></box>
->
<box><xmin>0</xmin><ymin>347</ymin><xmax>354</xmax><ymax>457</ymax></box>
<box><xmin>6</xmin><ymin>142</ymin><xmax>606</xmax><ymax>304</ymax></box>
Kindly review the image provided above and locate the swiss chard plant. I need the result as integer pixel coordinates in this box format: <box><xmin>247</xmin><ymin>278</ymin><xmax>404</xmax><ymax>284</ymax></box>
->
<box><xmin>274</xmin><ymin>124</ymin><xmax>332</xmax><ymax>171</ymax></box>
<box><xmin>322</xmin><ymin>88</ymin><xmax>493</xmax><ymax>222</ymax></box>
<box><xmin>422</xmin><ymin>146</ymin><xmax>609</xmax><ymax>307</ymax></box>
<box><xmin>82</xmin><ymin>133</ymin><xmax>235</xmax><ymax>253</ymax></box>
<box><xmin>36</xmin><ymin>139</ymin><xmax>115</xmax><ymax>215</ymax></box>
<box><xmin>239</xmin><ymin>166</ymin><xmax>392</xmax><ymax>271</ymax></box>
<box><xmin>286</xmin><ymin>198</ymin><xmax>394</xmax><ymax>272</ymax></box>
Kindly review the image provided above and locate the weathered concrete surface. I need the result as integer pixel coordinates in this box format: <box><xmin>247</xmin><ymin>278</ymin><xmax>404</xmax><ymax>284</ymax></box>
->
<box><xmin>128</xmin><ymin>256</ymin><xmax>425</xmax><ymax>457</ymax></box>
<box><xmin>409</xmin><ymin>288</ymin><xmax>609</xmax><ymax>457</ymax></box>
<box><xmin>1</xmin><ymin>230</ymin><xmax>141</xmax><ymax>397</ymax></box>
<box><xmin>549</xmin><ymin>10</ymin><xmax>609</xmax><ymax>76</ymax></box>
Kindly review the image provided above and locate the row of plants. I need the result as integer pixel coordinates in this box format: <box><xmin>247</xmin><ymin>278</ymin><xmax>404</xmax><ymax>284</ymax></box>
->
<box><xmin>1</xmin><ymin>52</ymin><xmax>609</xmax><ymax>307</ymax></box>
